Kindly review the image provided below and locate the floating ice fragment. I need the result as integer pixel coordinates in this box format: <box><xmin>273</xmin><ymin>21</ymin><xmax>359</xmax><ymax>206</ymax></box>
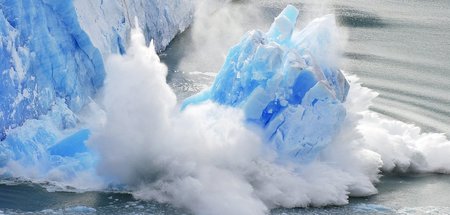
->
<box><xmin>183</xmin><ymin>5</ymin><xmax>349</xmax><ymax>162</ymax></box>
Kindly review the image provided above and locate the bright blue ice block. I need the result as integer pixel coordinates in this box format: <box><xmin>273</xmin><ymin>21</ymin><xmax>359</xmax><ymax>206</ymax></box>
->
<box><xmin>183</xmin><ymin>5</ymin><xmax>349</xmax><ymax>162</ymax></box>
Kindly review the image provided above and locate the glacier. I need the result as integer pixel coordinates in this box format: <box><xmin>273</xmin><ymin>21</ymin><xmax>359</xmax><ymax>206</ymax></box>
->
<box><xmin>0</xmin><ymin>0</ymin><xmax>105</xmax><ymax>141</ymax></box>
<box><xmin>0</xmin><ymin>2</ymin><xmax>350</xmax><ymax>180</ymax></box>
<box><xmin>0</xmin><ymin>0</ymin><xmax>193</xmax><ymax>181</ymax></box>
<box><xmin>183</xmin><ymin>5</ymin><xmax>349</xmax><ymax>162</ymax></box>
<box><xmin>74</xmin><ymin>0</ymin><xmax>194</xmax><ymax>55</ymax></box>
<box><xmin>2</xmin><ymin>2</ymin><xmax>450</xmax><ymax>215</ymax></box>
<box><xmin>0</xmin><ymin>0</ymin><xmax>193</xmax><ymax>140</ymax></box>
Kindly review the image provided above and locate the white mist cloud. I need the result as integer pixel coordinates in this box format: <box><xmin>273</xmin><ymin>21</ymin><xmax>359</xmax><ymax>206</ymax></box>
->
<box><xmin>90</xmin><ymin>20</ymin><xmax>269</xmax><ymax>215</ymax></box>
<box><xmin>87</xmin><ymin>13</ymin><xmax>450</xmax><ymax>215</ymax></box>
<box><xmin>174</xmin><ymin>0</ymin><xmax>267</xmax><ymax>75</ymax></box>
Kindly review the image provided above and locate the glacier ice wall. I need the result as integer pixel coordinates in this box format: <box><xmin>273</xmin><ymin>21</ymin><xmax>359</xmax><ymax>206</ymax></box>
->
<box><xmin>0</xmin><ymin>0</ymin><xmax>105</xmax><ymax>140</ymax></box>
<box><xmin>183</xmin><ymin>6</ymin><xmax>350</xmax><ymax>162</ymax></box>
<box><xmin>0</xmin><ymin>0</ymin><xmax>194</xmax><ymax>140</ymax></box>
<box><xmin>74</xmin><ymin>0</ymin><xmax>194</xmax><ymax>55</ymax></box>
<box><xmin>0</xmin><ymin>99</ymin><xmax>99</xmax><ymax>187</ymax></box>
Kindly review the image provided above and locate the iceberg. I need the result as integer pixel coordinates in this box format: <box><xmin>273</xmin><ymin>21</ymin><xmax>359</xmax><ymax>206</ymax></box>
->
<box><xmin>183</xmin><ymin>5</ymin><xmax>349</xmax><ymax>162</ymax></box>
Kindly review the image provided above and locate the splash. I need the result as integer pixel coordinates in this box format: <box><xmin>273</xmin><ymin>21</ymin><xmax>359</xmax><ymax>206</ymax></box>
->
<box><xmin>89</xmin><ymin>11</ymin><xmax>450</xmax><ymax>214</ymax></box>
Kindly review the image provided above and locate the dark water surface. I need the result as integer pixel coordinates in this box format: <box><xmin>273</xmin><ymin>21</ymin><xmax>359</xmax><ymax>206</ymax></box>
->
<box><xmin>1</xmin><ymin>174</ymin><xmax>450</xmax><ymax>214</ymax></box>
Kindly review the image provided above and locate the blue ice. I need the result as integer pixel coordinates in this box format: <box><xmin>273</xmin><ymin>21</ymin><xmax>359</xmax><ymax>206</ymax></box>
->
<box><xmin>48</xmin><ymin>129</ymin><xmax>90</xmax><ymax>157</ymax></box>
<box><xmin>183</xmin><ymin>5</ymin><xmax>349</xmax><ymax>162</ymax></box>
<box><xmin>0</xmin><ymin>0</ymin><xmax>193</xmax><ymax>177</ymax></box>
<box><xmin>0</xmin><ymin>0</ymin><xmax>105</xmax><ymax>140</ymax></box>
<box><xmin>0</xmin><ymin>100</ymin><xmax>93</xmax><ymax>177</ymax></box>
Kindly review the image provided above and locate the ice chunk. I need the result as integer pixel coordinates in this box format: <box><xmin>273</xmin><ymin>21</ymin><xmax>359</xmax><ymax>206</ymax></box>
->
<box><xmin>267</xmin><ymin>5</ymin><xmax>299</xmax><ymax>44</ymax></box>
<box><xmin>183</xmin><ymin>5</ymin><xmax>349</xmax><ymax>162</ymax></box>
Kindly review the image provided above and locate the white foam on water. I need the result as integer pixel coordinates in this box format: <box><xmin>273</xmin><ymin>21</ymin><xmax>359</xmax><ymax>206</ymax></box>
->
<box><xmin>86</xmin><ymin>18</ymin><xmax>450</xmax><ymax>215</ymax></box>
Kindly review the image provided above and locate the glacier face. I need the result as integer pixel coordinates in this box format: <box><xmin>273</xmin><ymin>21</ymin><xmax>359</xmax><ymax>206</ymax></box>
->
<box><xmin>0</xmin><ymin>0</ymin><xmax>105</xmax><ymax>140</ymax></box>
<box><xmin>0</xmin><ymin>99</ymin><xmax>95</xmax><ymax>180</ymax></box>
<box><xmin>183</xmin><ymin>6</ymin><xmax>350</xmax><ymax>162</ymax></box>
<box><xmin>0</xmin><ymin>0</ymin><xmax>194</xmax><ymax>140</ymax></box>
<box><xmin>74</xmin><ymin>0</ymin><xmax>194</xmax><ymax>55</ymax></box>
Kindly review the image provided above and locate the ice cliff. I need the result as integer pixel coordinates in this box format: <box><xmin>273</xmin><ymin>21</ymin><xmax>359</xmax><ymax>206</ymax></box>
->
<box><xmin>0</xmin><ymin>0</ymin><xmax>193</xmax><ymax>140</ymax></box>
<box><xmin>183</xmin><ymin>6</ymin><xmax>349</xmax><ymax>161</ymax></box>
<box><xmin>74</xmin><ymin>0</ymin><xmax>193</xmax><ymax>55</ymax></box>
